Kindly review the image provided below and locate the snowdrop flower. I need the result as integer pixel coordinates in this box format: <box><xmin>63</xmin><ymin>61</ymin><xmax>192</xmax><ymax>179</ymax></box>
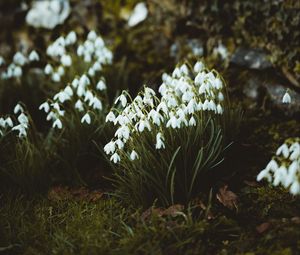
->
<box><xmin>115</xmin><ymin>94</ymin><xmax>127</xmax><ymax>108</ymax></box>
<box><xmin>53</xmin><ymin>118</ymin><xmax>63</xmax><ymax>129</ymax></box>
<box><xmin>74</xmin><ymin>99</ymin><xmax>84</xmax><ymax>112</ymax></box>
<box><xmin>104</xmin><ymin>141</ymin><xmax>116</xmax><ymax>155</ymax></box>
<box><xmin>282</xmin><ymin>91</ymin><xmax>291</xmax><ymax>104</ymax></box>
<box><xmin>71</xmin><ymin>78</ymin><xmax>79</xmax><ymax>88</ymax></box>
<box><xmin>12</xmin><ymin>124</ymin><xmax>27</xmax><ymax>138</ymax></box>
<box><xmin>290</xmin><ymin>181</ymin><xmax>300</xmax><ymax>195</ymax></box>
<box><xmin>257</xmin><ymin>168</ymin><xmax>272</xmax><ymax>182</ymax></box>
<box><xmin>39</xmin><ymin>102</ymin><xmax>50</xmax><ymax>113</ymax></box>
<box><xmin>13</xmin><ymin>66</ymin><xmax>22</xmax><ymax>77</ymax></box>
<box><xmin>276</xmin><ymin>143</ymin><xmax>289</xmax><ymax>158</ymax></box>
<box><xmin>13</xmin><ymin>52</ymin><xmax>27</xmax><ymax>66</ymax></box>
<box><xmin>156</xmin><ymin>132</ymin><xmax>165</xmax><ymax>149</ymax></box>
<box><xmin>65</xmin><ymin>31</ymin><xmax>77</xmax><ymax>45</ymax></box>
<box><xmin>194</xmin><ymin>61</ymin><xmax>204</xmax><ymax>73</ymax></box>
<box><xmin>91</xmin><ymin>97</ymin><xmax>102</xmax><ymax>110</ymax></box>
<box><xmin>110</xmin><ymin>152</ymin><xmax>120</xmax><ymax>164</ymax></box>
<box><xmin>52</xmin><ymin>72</ymin><xmax>61</xmax><ymax>82</ymax></box>
<box><xmin>106</xmin><ymin>111</ymin><xmax>116</xmax><ymax>123</ymax></box>
<box><xmin>57</xmin><ymin>66</ymin><xmax>65</xmax><ymax>76</ymax></box>
<box><xmin>96</xmin><ymin>80</ymin><xmax>106</xmax><ymax>91</ymax></box>
<box><xmin>189</xmin><ymin>116</ymin><xmax>196</xmax><ymax>126</ymax></box>
<box><xmin>5</xmin><ymin>117</ymin><xmax>13</xmax><ymax>128</ymax></box>
<box><xmin>128</xmin><ymin>2</ymin><xmax>148</xmax><ymax>27</ymax></box>
<box><xmin>81</xmin><ymin>113</ymin><xmax>91</xmax><ymax>124</ymax></box>
<box><xmin>61</xmin><ymin>54</ymin><xmax>72</xmax><ymax>66</ymax></box>
<box><xmin>28</xmin><ymin>50</ymin><xmax>40</xmax><ymax>62</ymax></box>
<box><xmin>130</xmin><ymin>150</ymin><xmax>139</xmax><ymax>161</ymax></box>
<box><xmin>14</xmin><ymin>104</ymin><xmax>24</xmax><ymax>114</ymax></box>
<box><xmin>44</xmin><ymin>64</ymin><xmax>53</xmax><ymax>75</ymax></box>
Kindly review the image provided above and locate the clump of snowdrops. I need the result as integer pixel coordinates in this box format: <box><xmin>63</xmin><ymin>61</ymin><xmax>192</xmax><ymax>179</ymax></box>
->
<box><xmin>257</xmin><ymin>138</ymin><xmax>300</xmax><ymax>195</ymax></box>
<box><xmin>105</xmin><ymin>61</ymin><xmax>241</xmax><ymax>207</ymax></box>
<box><xmin>0</xmin><ymin>103</ymin><xmax>49</xmax><ymax>193</ymax></box>
<box><xmin>0</xmin><ymin>30</ymin><xmax>114</xmax><ymax>190</ymax></box>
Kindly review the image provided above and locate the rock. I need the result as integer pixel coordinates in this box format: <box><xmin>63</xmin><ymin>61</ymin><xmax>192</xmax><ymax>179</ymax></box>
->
<box><xmin>265</xmin><ymin>83</ymin><xmax>300</xmax><ymax>116</ymax></box>
<box><xmin>231</xmin><ymin>48</ymin><xmax>272</xmax><ymax>70</ymax></box>
<box><xmin>26</xmin><ymin>0</ymin><xmax>70</xmax><ymax>29</ymax></box>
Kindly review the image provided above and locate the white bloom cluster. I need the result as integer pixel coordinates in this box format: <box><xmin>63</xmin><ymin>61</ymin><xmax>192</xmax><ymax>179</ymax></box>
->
<box><xmin>257</xmin><ymin>138</ymin><xmax>300</xmax><ymax>195</ymax></box>
<box><xmin>40</xmin><ymin>74</ymin><xmax>107</xmax><ymax>129</ymax></box>
<box><xmin>104</xmin><ymin>61</ymin><xmax>226</xmax><ymax>163</ymax></box>
<box><xmin>40</xmin><ymin>31</ymin><xmax>112</xmax><ymax>129</ymax></box>
<box><xmin>0</xmin><ymin>103</ymin><xmax>29</xmax><ymax>138</ymax></box>
<box><xmin>45</xmin><ymin>30</ymin><xmax>112</xmax><ymax>82</ymax></box>
<box><xmin>26</xmin><ymin>0</ymin><xmax>71</xmax><ymax>29</ymax></box>
<box><xmin>0</xmin><ymin>51</ymin><xmax>40</xmax><ymax>80</ymax></box>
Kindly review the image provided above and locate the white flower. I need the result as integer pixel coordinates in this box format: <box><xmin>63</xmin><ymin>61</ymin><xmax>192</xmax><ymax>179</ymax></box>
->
<box><xmin>52</xmin><ymin>72</ymin><xmax>61</xmax><ymax>82</ymax></box>
<box><xmin>79</xmin><ymin>74</ymin><xmax>90</xmax><ymax>87</ymax></box>
<box><xmin>290</xmin><ymin>181</ymin><xmax>300</xmax><ymax>195</ymax></box>
<box><xmin>57</xmin><ymin>66</ymin><xmax>65</xmax><ymax>76</ymax></box>
<box><xmin>53</xmin><ymin>118</ymin><xmax>63</xmax><ymax>129</ymax></box>
<box><xmin>65</xmin><ymin>31</ymin><xmax>77</xmax><ymax>45</ymax></box>
<box><xmin>12</xmin><ymin>124</ymin><xmax>27</xmax><ymax>138</ymax></box>
<box><xmin>61</xmin><ymin>54</ymin><xmax>72</xmax><ymax>66</ymax></box>
<box><xmin>194</xmin><ymin>61</ymin><xmax>204</xmax><ymax>73</ymax></box>
<box><xmin>13</xmin><ymin>66</ymin><xmax>22</xmax><ymax>78</ymax></box>
<box><xmin>28</xmin><ymin>50</ymin><xmax>40</xmax><ymax>62</ymax></box>
<box><xmin>87</xmin><ymin>30</ymin><xmax>97</xmax><ymax>41</ymax></box>
<box><xmin>5</xmin><ymin>117</ymin><xmax>13</xmax><ymax>128</ymax></box>
<box><xmin>110</xmin><ymin>152</ymin><xmax>120</xmax><ymax>163</ymax></box>
<box><xmin>128</xmin><ymin>2</ymin><xmax>148</xmax><ymax>27</ymax></box>
<box><xmin>276</xmin><ymin>143</ymin><xmax>289</xmax><ymax>158</ymax></box>
<box><xmin>96</xmin><ymin>80</ymin><xmax>106</xmax><ymax>91</ymax></box>
<box><xmin>156</xmin><ymin>132</ymin><xmax>165</xmax><ymax>150</ymax></box>
<box><xmin>91</xmin><ymin>97</ymin><xmax>102</xmax><ymax>110</ymax></box>
<box><xmin>81</xmin><ymin>113</ymin><xmax>91</xmax><ymax>124</ymax></box>
<box><xmin>216</xmin><ymin>104</ymin><xmax>223</xmax><ymax>114</ymax></box>
<box><xmin>130</xmin><ymin>150</ymin><xmax>139</xmax><ymax>161</ymax></box>
<box><xmin>256</xmin><ymin>169</ymin><xmax>271</xmax><ymax>182</ymax></box>
<box><xmin>44</xmin><ymin>64</ymin><xmax>53</xmax><ymax>75</ymax></box>
<box><xmin>290</xmin><ymin>142</ymin><xmax>300</xmax><ymax>160</ymax></box>
<box><xmin>39</xmin><ymin>102</ymin><xmax>50</xmax><ymax>113</ymax></box>
<box><xmin>115</xmin><ymin>94</ymin><xmax>127</xmax><ymax>108</ymax></box>
<box><xmin>75</xmin><ymin>100</ymin><xmax>84</xmax><ymax>112</ymax></box>
<box><xmin>282</xmin><ymin>91</ymin><xmax>291</xmax><ymax>104</ymax></box>
<box><xmin>106</xmin><ymin>112</ymin><xmax>116</xmax><ymax>123</ymax></box>
<box><xmin>13</xmin><ymin>52</ymin><xmax>27</xmax><ymax>66</ymax></box>
<box><xmin>189</xmin><ymin>116</ymin><xmax>196</xmax><ymax>126</ymax></box>
<box><xmin>104</xmin><ymin>141</ymin><xmax>116</xmax><ymax>155</ymax></box>
<box><xmin>14</xmin><ymin>104</ymin><xmax>24</xmax><ymax>114</ymax></box>
<box><xmin>71</xmin><ymin>78</ymin><xmax>79</xmax><ymax>88</ymax></box>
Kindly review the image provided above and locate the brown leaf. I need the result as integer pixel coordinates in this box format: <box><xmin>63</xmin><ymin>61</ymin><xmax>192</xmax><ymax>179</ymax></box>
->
<box><xmin>162</xmin><ymin>204</ymin><xmax>184</xmax><ymax>217</ymax></box>
<box><xmin>216</xmin><ymin>185</ymin><xmax>238</xmax><ymax>210</ymax></box>
<box><xmin>244</xmin><ymin>180</ymin><xmax>259</xmax><ymax>187</ymax></box>
<box><xmin>256</xmin><ymin>222</ymin><xmax>271</xmax><ymax>234</ymax></box>
<box><xmin>141</xmin><ymin>207</ymin><xmax>164</xmax><ymax>221</ymax></box>
<box><xmin>48</xmin><ymin>186</ymin><xmax>72</xmax><ymax>201</ymax></box>
<box><xmin>291</xmin><ymin>217</ymin><xmax>300</xmax><ymax>224</ymax></box>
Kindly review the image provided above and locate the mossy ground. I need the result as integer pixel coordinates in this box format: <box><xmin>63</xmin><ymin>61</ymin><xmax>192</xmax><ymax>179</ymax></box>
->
<box><xmin>1</xmin><ymin>112</ymin><xmax>300</xmax><ymax>255</ymax></box>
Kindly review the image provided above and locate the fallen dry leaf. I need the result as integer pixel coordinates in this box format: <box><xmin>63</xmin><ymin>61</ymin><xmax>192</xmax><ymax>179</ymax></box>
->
<box><xmin>216</xmin><ymin>185</ymin><xmax>238</xmax><ymax>210</ymax></box>
<box><xmin>163</xmin><ymin>204</ymin><xmax>184</xmax><ymax>217</ymax></box>
<box><xmin>256</xmin><ymin>222</ymin><xmax>271</xmax><ymax>234</ymax></box>
<box><xmin>291</xmin><ymin>217</ymin><xmax>300</xmax><ymax>224</ymax></box>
